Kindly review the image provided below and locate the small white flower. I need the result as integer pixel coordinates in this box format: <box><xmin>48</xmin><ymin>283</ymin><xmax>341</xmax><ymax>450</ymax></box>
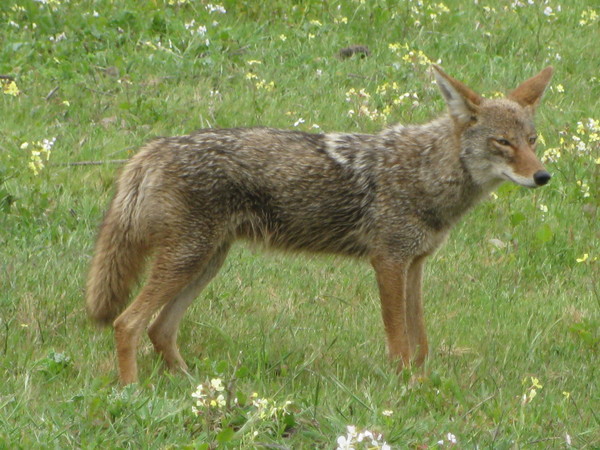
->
<box><xmin>42</xmin><ymin>137</ymin><xmax>56</xmax><ymax>152</ymax></box>
<box><xmin>336</xmin><ymin>426</ymin><xmax>390</xmax><ymax>449</ymax></box>
<box><xmin>192</xmin><ymin>385</ymin><xmax>205</xmax><ymax>399</ymax></box>
<box><xmin>185</xmin><ymin>20</ymin><xmax>207</xmax><ymax>36</ymax></box>
<box><xmin>49</xmin><ymin>32</ymin><xmax>67</xmax><ymax>42</ymax></box>
<box><xmin>336</xmin><ymin>435</ymin><xmax>350</xmax><ymax>449</ymax></box>
<box><xmin>210</xmin><ymin>378</ymin><xmax>224</xmax><ymax>391</ymax></box>
<box><xmin>206</xmin><ymin>3</ymin><xmax>226</xmax><ymax>14</ymax></box>
<box><xmin>293</xmin><ymin>118</ymin><xmax>305</xmax><ymax>127</ymax></box>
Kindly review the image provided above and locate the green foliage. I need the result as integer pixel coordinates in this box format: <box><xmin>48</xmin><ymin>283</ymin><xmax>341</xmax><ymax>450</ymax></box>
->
<box><xmin>37</xmin><ymin>350</ymin><xmax>73</xmax><ymax>378</ymax></box>
<box><xmin>1</xmin><ymin>0</ymin><xmax>599</xmax><ymax>448</ymax></box>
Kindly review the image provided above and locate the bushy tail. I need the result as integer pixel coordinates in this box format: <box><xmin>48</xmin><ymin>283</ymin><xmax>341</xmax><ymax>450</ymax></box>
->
<box><xmin>86</xmin><ymin>164</ymin><xmax>150</xmax><ymax>325</ymax></box>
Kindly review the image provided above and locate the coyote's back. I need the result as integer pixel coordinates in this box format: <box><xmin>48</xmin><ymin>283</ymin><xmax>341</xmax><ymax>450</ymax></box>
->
<box><xmin>86</xmin><ymin>65</ymin><xmax>554</xmax><ymax>384</ymax></box>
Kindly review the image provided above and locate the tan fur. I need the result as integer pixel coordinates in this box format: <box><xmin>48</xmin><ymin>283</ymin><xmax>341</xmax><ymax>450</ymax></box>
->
<box><xmin>86</xmin><ymin>65</ymin><xmax>553</xmax><ymax>384</ymax></box>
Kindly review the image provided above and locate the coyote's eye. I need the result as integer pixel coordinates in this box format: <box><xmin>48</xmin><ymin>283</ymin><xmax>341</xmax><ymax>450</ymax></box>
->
<box><xmin>529</xmin><ymin>136</ymin><xmax>537</xmax><ymax>145</ymax></box>
<box><xmin>495</xmin><ymin>138</ymin><xmax>511</xmax><ymax>146</ymax></box>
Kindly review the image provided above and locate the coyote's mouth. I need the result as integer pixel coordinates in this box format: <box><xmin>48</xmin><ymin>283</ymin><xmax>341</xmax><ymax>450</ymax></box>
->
<box><xmin>501</xmin><ymin>171</ymin><xmax>537</xmax><ymax>188</ymax></box>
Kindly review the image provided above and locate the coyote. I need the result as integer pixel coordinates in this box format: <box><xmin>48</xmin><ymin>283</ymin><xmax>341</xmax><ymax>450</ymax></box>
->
<box><xmin>87</xmin><ymin>65</ymin><xmax>553</xmax><ymax>384</ymax></box>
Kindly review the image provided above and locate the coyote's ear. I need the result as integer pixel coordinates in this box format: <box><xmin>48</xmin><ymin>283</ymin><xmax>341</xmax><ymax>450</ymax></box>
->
<box><xmin>508</xmin><ymin>66</ymin><xmax>554</xmax><ymax>109</ymax></box>
<box><xmin>432</xmin><ymin>64</ymin><xmax>482</xmax><ymax>126</ymax></box>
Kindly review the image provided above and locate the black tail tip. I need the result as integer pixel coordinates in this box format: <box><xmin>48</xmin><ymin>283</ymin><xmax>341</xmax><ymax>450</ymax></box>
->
<box><xmin>534</xmin><ymin>170</ymin><xmax>551</xmax><ymax>186</ymax></box>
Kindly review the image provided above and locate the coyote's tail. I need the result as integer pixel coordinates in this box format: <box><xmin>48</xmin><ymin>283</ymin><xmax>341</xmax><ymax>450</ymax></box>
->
<box><xmin>86</xmin><ymin>163</ymin><xmax>150</xmax><ymax>325</ymax></box>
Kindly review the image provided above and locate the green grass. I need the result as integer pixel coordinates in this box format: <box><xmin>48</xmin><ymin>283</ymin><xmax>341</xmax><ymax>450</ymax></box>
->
<box><xmin>1</xmin><ymin>0</ymin><xmax>599</xmax><ymax>447</ymax></box>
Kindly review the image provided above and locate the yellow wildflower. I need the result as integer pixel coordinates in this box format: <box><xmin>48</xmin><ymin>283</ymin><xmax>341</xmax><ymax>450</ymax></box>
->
<box><xmin>538</xmin><ymin>133</ymin><xmax>546</xmax><ymax>145</ymax></box>
<box><xmin>255</xmin><ymin>79</ymin><xmax>275</xmax><ymax>91</ymax></box>
<box><xmin>2</xmin><ymin>80</ymin><xmax>20</xmax><ymax>96</ymax></box>
<box><xmin>580</xmin><ymin>8</ymin><xmax>599</xmax><ymax>26</ymax></box>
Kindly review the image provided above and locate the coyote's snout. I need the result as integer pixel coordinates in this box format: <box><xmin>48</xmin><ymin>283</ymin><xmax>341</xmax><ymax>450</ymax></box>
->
<box><xmin>86</xmin><ymin>64</ymin><xmax>553</xmax><ymax>384</ymax></box>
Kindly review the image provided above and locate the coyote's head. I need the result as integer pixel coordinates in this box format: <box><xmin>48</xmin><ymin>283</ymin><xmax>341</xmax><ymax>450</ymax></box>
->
<box><xmin>433</xmin><ymin>65</ymin><xmax>554</xmax><ymax>189</ymax></box>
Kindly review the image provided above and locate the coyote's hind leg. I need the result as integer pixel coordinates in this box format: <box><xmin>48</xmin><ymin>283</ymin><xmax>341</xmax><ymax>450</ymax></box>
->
<box><xmin>148</xmin><ymin>243</ymin><xmax>231</xmax><ymax>372</ymax></box>
<box><xmin>113</xmin><ymin>242</ymin><xmax>220</xmax><ymax>384</ymax></box>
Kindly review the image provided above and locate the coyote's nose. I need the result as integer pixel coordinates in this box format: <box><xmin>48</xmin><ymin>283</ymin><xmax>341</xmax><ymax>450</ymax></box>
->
<box><xmin>533</xmin><ymin>170</ymin><xmax>551</xmax><ymax>186</ymax></box>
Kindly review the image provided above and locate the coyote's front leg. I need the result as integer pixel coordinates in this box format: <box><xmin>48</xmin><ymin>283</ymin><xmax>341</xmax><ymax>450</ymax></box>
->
<box><xmin>371</xmin><ymin>256</ymin><xmax>412</xmax><ymax>370</ymax></box>
<box><xmin>406</xmin><ymin>255</ymin><xmax>428</xmax><ymax>366</ymax></box>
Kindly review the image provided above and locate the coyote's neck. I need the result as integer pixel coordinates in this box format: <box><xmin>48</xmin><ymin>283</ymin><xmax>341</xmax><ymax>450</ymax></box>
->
<box><xmin>381</xmin><ymin>116</ymin><xmax>495</xmax><ymax>227</ymax></box>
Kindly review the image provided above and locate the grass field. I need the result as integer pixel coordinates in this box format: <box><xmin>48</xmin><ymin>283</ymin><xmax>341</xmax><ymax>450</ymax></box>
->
<box><xmin>1</xmin><ymin>0</ymin><xmax>599</xmax><ymax>447</ymax></box>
